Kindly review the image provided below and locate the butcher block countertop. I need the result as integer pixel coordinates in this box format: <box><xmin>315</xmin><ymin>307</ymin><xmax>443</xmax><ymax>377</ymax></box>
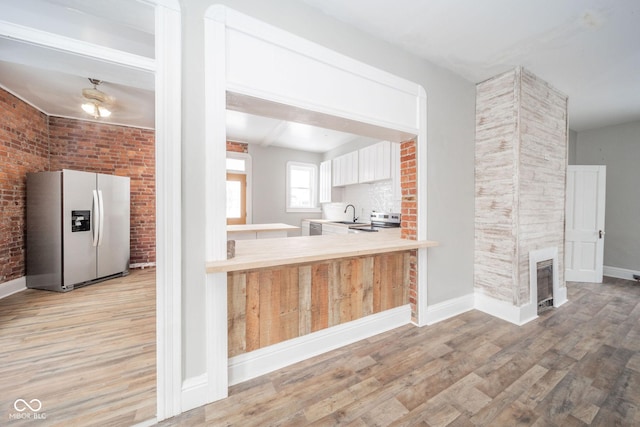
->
<box><xmin>206</xmin><ymin>229</ymin><xmax>438</xmax><ymax>273</ymax></box>
<box><xmin>227</xmin><ymin>223</ymin><xmax>300</xmax><ymax>233</ymax></box>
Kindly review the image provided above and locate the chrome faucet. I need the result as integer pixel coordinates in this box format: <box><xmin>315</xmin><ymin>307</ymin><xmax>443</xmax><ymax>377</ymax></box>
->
<box><xmin>344</xmin><ymin>204</ymin><xmax>358</xmax><ymax>222</ymax></box>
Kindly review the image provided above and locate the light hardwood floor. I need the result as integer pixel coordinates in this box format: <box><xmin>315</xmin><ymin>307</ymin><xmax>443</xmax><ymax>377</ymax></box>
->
<box><xmin>161</xmin><ymin>276</ymin><xmax>640</xmax><ymax>426</ymax></box>
<box><xmin>2</xmin><ymin>273</ymin><xmax>639</xmax><ymax>426</ymax></box>
<box><xmin>0</xmin><ymin>268</ymin><xmax>156</xmax><ymax>426</ymax></box>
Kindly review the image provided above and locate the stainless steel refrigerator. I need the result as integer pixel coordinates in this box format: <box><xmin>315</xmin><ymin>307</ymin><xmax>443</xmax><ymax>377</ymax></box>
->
<box><xmin>26</xmin><ymin>169</ymin><xmax>130</xmax><ymax>292</ymax></box>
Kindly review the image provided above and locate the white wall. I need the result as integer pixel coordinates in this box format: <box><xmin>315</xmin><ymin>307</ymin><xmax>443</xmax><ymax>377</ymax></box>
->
<box><xmin>576</xmin><ymin>120</ymin><xmax>640</xmax><ymax>271</ymax></box>
<box><xmin>182</xmin><ymin>0</ymin><xmax>475</xmax><ymax>381</ymax></box>
<box><xmin>568</xmin><ymin>129</ymin><xmax>577</xmax><ymax>165</ymax></box>
<box><xmin>248</xmin><ymin>144</ymin><xmax>323</xmax><ymax>229</ymax></box>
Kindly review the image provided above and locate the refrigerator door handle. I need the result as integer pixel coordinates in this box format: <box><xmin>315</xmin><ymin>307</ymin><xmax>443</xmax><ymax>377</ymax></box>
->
<box><xmin>92</xmin><ymin>190</ymin><xmax>100</xmax><ymax>246</ymax></box>
<box><xmin>97</xmin><ymin>190</ymin><xmax>105</xmax><ymax>246</ymax></box>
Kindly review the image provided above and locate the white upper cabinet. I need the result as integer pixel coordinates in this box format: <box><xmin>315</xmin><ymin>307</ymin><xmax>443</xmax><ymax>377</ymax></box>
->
<box><xmin>332</xmin><ymin>141</ymin><xmax>394</xmax><ymax>187</ymax></box>
<box><xmin>359</xmin><ymin>141</ymin><xmax>391</xmax><ymax>184</ymax></box>
<box><xmin>332</xmin><ymin>151</ymin><xmax>359</xmax><ymax>187</ymax></box>
<box><xmin>319</xmin><ymin>160</ymin><xmax>332</xmax><ymax>203</ymax></box>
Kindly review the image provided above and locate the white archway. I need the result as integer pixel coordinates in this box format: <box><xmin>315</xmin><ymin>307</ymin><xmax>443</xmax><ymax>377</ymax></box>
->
<box><xmin>198</xmin><ymin>5</ymin><xmax>428</xmax><ymax>406</ymax></box>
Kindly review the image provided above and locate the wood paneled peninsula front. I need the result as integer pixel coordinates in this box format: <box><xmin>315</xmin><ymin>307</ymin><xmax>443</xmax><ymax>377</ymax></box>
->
<box><xmin>206</xmin><ymin>230</ymin><xmax>438</xmax><ymax>357</ymax></box>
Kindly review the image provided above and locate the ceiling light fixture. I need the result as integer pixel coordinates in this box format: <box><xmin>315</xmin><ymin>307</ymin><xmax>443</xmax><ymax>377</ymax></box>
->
<box><xmin>81</xmin><ymin>78</ymin><xmax>112</xmax><ymax>119</ymax></box>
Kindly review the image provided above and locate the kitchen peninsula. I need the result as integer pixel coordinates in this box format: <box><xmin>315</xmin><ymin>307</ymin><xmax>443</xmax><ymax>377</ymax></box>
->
<box><xmin>208</xmin><ymin>229</ymin><xmax>436</xmax><ymax>272</ymax></box>
<box><xmin>207</xmin><ymin>231</ymin><xmax>438</xmax><ymax>360</ymax></box>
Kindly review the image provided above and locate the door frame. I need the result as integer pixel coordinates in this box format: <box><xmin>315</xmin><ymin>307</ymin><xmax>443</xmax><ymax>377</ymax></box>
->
<box><xmin>226</xmin><ymin>152</ymin><xmax>252</xmax><ymax>224</ymax></box>
<box><xmin>0</xmin><ymin>0</ymin><xmax>183</xmax><ymax>420</ymax></box>
<box><xmin>565</xmin><ymin>165</ymin><xmax>607</xmax><ymax>283</ymax></box>
<box><xmin>152</xmin><ymin>0</ymin><xmax>183</xmax><ymax>420</ymax></box>
<box><xmin>226</xmin><ymin>172</ymin><xmax>247</xmax><ymax>225</ymax></box>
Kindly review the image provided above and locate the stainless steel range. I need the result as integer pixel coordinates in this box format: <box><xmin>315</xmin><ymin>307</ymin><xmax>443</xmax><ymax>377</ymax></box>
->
<box><xmin>349</xmin><ymin>212</ymin><xmax>401</xmax><ymax>233</ymax></box>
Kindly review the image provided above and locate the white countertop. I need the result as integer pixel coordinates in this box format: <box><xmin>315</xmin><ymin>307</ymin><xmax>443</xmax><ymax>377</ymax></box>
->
<box><xmin>206</xmin><ymin>229</ymin><xmax>438</xmax><ymax>273</ymax></box>
<box><xmin>227</xmin><ymin>223</ymin><xmax>300</xmax><ymax>233</ymax></box>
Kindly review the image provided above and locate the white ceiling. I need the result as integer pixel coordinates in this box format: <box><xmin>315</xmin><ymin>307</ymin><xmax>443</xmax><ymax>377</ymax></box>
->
<box><xmin>1</xmin><ymin>0</ymin><xmax>638</xmax><ymax>146</ymax></box>
<box><xmin>301</xmin><ymin>0</ymin><xmax>640</xmax><ymax>132</ymax></box>
<box><xmin>0</xmin><ymin>0</ymin><xmax>155</xmax><ymax>128</ymax></box>
<box><xmin>226</xmin><ymin>109</ymin><xmax>379</xmax><ymax>153</ymax></box>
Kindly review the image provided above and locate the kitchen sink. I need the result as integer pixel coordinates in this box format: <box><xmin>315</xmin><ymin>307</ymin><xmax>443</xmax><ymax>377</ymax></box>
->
<box><xmin>332</xmin><ymin>221</ymin><xmax>368</xmax><ymax>225</ymax></box>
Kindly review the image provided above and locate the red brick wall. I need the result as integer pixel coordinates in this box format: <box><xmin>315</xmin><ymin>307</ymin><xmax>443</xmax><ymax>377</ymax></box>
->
<box><xmin>226</xmin><ymin>141</ymin><xmax>248</xmax><ymax>153</ymax></box>
<box><xmin>227</xmin><ymin>141</ymin><xmax>249</xmax><ymax>153</ymax></box>
<box><xmin>0</xmin><ymin>90</ymin><xmax>50</xmax><ymax>283</ymax></box>
<box><xmin>400</xmin><ymin>139</ymin><xmax>418</xmax><ymax>320</ymax></box>
<box><xmin>401</xmin><ymin>140</ymin><xmax>417</xmax><ymax>240</ymax></box>
<box><xmin>0</xmin><ymin>88</ymin><xmax>156</xmax><ymax>286</ymax></box>
<box><xmin>49</xmin><ymin>117</ymin><xmax>156</xmax><ymax>267</ymax></box>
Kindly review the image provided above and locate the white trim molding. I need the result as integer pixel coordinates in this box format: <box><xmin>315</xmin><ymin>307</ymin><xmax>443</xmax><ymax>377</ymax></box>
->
<box><xmin>415</xmin><ymin>88</ymin><xmax>428</xmax><ymax>327</ymax></box>
<box><xmin>228</xmin><ymin>305</ymin><xmax>411</xmax><ymax>386</ymax></box>
<box><xmin>475</xmin><ymin>247</ymin><xmax>568</xmax><ymax>326</ymax></box>
<box><xmin>130</xmin><ymin>262</ymin><xmax>156</xmax><ymax>269</ymax></box>
<box><xmin>0</xmin><ymin>21</ymin><xmax>155</xmax><ymax>72</ymax></box>
<box><xmin>474</xmin><ymin>292</ymin><xmax>536</xmax><ymax>326</ymax></box>
<box><xmin>153</xmin><ymin>0</ymin><xmax>183</xmax><ymax>421</ymax></box>
<box><xmin>180</xmin><ymin>373</ymin><xmax>209</xmax><ymax>413</ymax></box>
<box><xmin>204</xmin><ymin>4</ymin><xmax>427</xmax><ymax>406</ymax></box>
<box><xmin>603</xmin><ymin>265</ymin><xmax>640</xmax><ymax>281</ymax></box>
<box><xmin>0</xmin><ymin>276</ymin><xmax>26</xmax><ymax>300</ymax></box>
<box><xmin>529</xmin><ymin>247</ymin><xmax>567</xmax><ymax>310</ymax></box>
<box><xmin>423</xmin><ymin>293</ymin><xmax>474</xmax><ymax>325</ymax></box>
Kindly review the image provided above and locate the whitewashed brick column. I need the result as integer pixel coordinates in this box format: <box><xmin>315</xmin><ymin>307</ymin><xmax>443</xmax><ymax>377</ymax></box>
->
<box><xmin>475</xmin><ymin>67</ymin><xmax>568</xmax><ymax>307</ymax></box>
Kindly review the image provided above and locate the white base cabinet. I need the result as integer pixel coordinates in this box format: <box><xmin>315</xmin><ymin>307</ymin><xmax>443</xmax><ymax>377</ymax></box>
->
<box><xmin>301</xmin><ymin>220</ymin><xmax>310</xmax><ymax>236</ymax></box>
<box><xmin>321</xmin><ymin>223</ymin><xmax>350</xmax><ymax>235</ymax></box>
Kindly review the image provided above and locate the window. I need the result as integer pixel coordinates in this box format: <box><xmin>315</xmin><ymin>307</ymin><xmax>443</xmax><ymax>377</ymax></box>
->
<box><xmin>226</xmin><ymin>157</ymin><xmax>245</xmax><ymax>172</ymax></box>
<box><xmin>286</xmin><ymin>161</ymin><xmax>320</xmax><ymax>212</ymax></box>
<box><xmin>226</xmin><ymin>153</ymin><xmax>251</xmax><ymax>224</ymax></box>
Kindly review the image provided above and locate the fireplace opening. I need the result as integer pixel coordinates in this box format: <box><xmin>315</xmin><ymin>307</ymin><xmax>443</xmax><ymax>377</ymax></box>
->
<box><xmin>537</xmin><ymin>259</ymin><xmax>554</xmax><ymax>313</ymax></box>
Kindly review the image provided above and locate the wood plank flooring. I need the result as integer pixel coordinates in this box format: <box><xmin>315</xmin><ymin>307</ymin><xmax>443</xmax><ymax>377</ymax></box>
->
<box><xmin>2</xmin><ymin>273</ymin><xmax>639</xmax><ymax>426</ymax></box>
<box><xmin>0</xmin><ymin>268</ymin><xmax>156</xmax><ymax>426</ymax></box>
<box><xmin>161</xmin><ymin>276</ymin><xmax>640</xmax><ymax>426</ymax></box>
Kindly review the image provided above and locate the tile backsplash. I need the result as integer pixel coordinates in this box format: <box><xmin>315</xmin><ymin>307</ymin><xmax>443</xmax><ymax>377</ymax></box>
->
<box><xmin>337</xmin><ymin>179</ymin><xmax>399</xmax><ymax>220</ymax></box>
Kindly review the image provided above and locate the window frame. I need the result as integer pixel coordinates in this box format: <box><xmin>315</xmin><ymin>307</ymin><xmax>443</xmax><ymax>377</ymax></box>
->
<box><xmin>285</xmin><ymin>161</ymin><xmax>321</xmax><ymax>213</ymax></box>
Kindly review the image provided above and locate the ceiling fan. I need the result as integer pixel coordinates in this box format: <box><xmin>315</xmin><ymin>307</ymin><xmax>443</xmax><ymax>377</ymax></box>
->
<box><xmin>81</xmin><ymin>78</ymin><xmax>113</xmax><ymax>119</ymax></box>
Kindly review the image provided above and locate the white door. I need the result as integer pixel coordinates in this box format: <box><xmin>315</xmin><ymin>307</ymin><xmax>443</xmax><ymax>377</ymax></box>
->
<box><xmin>565</xmin><ymin>165</ymin><xmax>606</xmax><ymax>282</ymax></box>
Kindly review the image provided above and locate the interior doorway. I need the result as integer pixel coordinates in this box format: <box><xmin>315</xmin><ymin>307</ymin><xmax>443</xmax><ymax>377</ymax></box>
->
<box><xmin>226</xmin><ymin>173</ymin><xmax>247</xmax><ymax>225</ymax></box>
<box><xmin>565</xmin><ymin>165</ymin><xmax>607</xmax><ymax>283</ymax></box>
<box><xmin>0</xmin><ymin>0</ymin><xmax>183</xmax><ymax>422</ymax></box>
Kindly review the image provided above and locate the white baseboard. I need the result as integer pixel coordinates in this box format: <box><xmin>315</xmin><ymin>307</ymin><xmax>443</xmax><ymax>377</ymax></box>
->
<box><xmin>180</xmin><ymin>374</ymin><xmax>210</xmax><ymax>413</ymax></box>
<box><xmin>604</xmin><ymin>265</ymin><xmax>640</xmax><ymax>281</ymax></box>
<box><xmin>228</xmin><ymin>305</ymin><xmax>411</xmax><ymax>386</ymax></box>
<box><xmin>130</xmin><ymin>262</ymin><xmax>156</xmax><ymax>269</ymax></box>
<box><xmin>424</xmin><ymin>293</ymin><xmax>474</xmax><ymax>325</ymax></box>
<box><xmin>131</xmin><ymin>418</ymin><xmax>158</xmax><ymax>427</ymax></box>
<box><xmin>474</xmin><ymin>292</ymin><xmax>538</xmax><ymax>326</ymax></box>
<box><xmin>554</xmin><ymin>286</ymin><xmax>568</xmax><ymax>307</ymax></box>
<box><xmin>0</xmin><ymin>276</ymin><xmax>26</xmax><ymax>300</ymax></box>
